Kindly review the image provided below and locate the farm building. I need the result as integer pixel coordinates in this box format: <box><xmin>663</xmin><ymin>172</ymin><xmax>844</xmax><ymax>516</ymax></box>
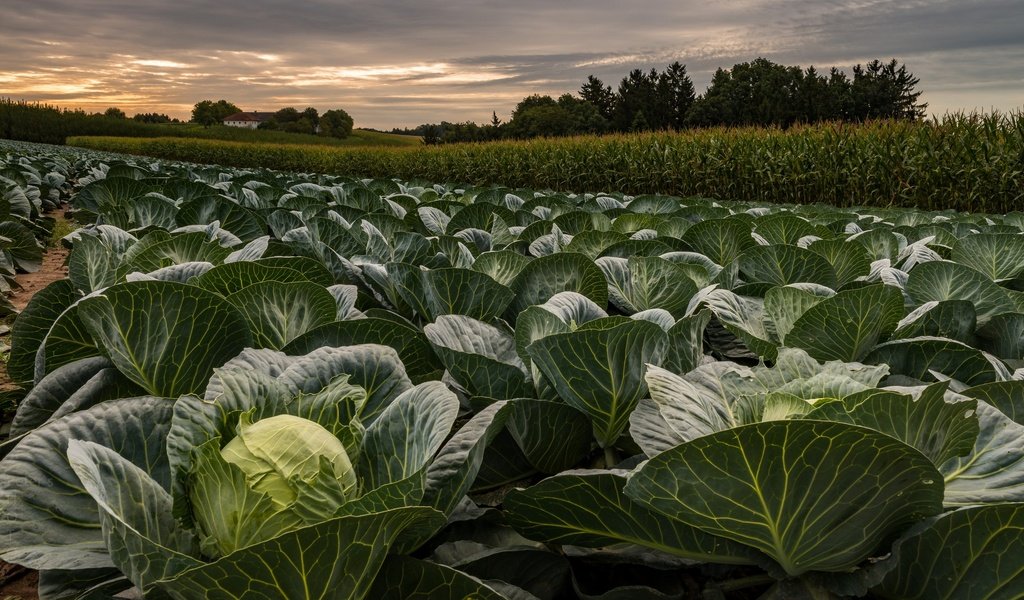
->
<box><xmin>221</xmin><ymin>111</ymin><xmax>276</xmax><ymax>128</ymax></box>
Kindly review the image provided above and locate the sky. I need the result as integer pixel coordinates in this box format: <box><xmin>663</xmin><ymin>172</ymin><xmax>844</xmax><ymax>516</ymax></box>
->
<box><xmin>1</xmin><ymin>0</ymin><xmax>1021</xmax><ymax>129</ymax></box>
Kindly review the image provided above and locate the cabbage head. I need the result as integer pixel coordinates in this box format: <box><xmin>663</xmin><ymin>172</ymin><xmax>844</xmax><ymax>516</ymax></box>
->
<box><xmin>221</xmin><ymin>413</ymin><xmax>358</xmax><ymax>507</ymax></box>
<box><xmin>191</xmin><ymin>411</ymin><xmax>360</xmax><ymax>557</ymax></box>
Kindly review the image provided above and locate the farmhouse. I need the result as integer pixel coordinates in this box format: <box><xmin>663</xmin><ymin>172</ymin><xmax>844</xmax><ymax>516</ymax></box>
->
<box><xmin>221</xmin><ymin>111</ymin><xmax>275</xmax><ymax>129</ymax></box>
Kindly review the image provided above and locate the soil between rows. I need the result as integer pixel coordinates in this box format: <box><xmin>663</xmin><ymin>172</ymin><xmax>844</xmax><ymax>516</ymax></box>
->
<box><xmin>0</xmin><ymin>208</ymin><xmax>71</xmax><ymax>600</ymax></box>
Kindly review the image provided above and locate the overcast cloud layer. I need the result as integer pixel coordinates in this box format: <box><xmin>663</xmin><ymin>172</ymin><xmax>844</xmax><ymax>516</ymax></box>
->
<box><xmin>1</xmin><ymin>0</ymin><xmax>1020</xmax><ymax>128</ymax></box>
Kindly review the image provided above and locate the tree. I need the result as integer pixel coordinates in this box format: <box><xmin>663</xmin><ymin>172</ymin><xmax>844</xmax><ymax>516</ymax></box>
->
<box><xmin>850</xmin><ymin>59</ymin><xmax>927</xmax><ymax>121</ymax></box>
<box><xmin>685</xmin><ymin>58</ymin><xmax>803</xmax><ymax>128</ymax></box>
<box><xmin>794</xmin><ymin>66</ymin><xmax>850</xmax><ymax>123</ymax></box>
<box><xmin>614</xmin><ymin>69</ymin><xmax>659</xmax><ymax>131</ymax></box>
<box><xmin>507</xmin><ymin>106</ymin><xmax>571</xmax><ymax>139</ymax></box>
<box><xmin>501</xmin><ymin>94</ymin><xmax>607</xmax><ymax>140</ymax></box>
<box><xmin>132</xmin><ymin>112</ymin><xmax>171</xmax><ymax>123</ymax></box>
<box><xmin>302</xmin><ymin>107</ymin><xmax>320</xmax><ymax>129</ymax></box>
<box><xmin>687</xmin><ymin>68</ymin><xmax>738</xmax><ymax>127</ymax></box>
<box><xmin>280</xmin><ymin>107</ymin><xmax>311</xmax><ymax>134</ymax></box>
<box><xmin>191</xmin><ymin>99</ymin><xmax>241</xmax><ymax>126</ymax></box>
<box><xmin>320</xmin><ymin>108</ymin><xmax>354</xmax><ymax>138</ymax></box>
<box><xmin>104</xmin><ymin>107</ymin><xmax>126</xmax><ymax>119</ymax></box>
<box><xmin>825</xmin><ymin>67</ymin><xmax>854</xmax><ymax>121</ymax></box>
<box><xmin>289</xmin><ymin>117</ymin><xmax>315</xmax><ymax>135</ymax></box>
<box><xmin>511</xmin><ymin>95</ymin><xmax>559</xmax><ymax>120</ymax></box>
<box><xmin>557</xmin><ymin>94</ymin><xmax>607</xmax><ymax>135</ymax></box>
<box><xmin>256</xmin><ymin>107</ymin><xmax>320</xmax><ymax>135</ymax></box>
<box><xmin>441</xmin><ymin>121</ymin><xmax>491</xmax><ymax>143</ymax></box>
<box><xmin>506</xmin><ymin>95</ymin><xmax>567</xmax><ymax>138</ymax></box>
<box><xmin>273</xmin><ymin>107</ymin><xmax>301</xmax><ymax>124</ymax></box>
<box><xmin>630</xmin><ymin>111</ymin><xmax>651</xmax><ymax>132</ymax></box>
<box><xmin>580</xmin><ymin>75</ymin><xmax>616</xmax><ymax>121</ymax></box>
<box><xmin>659</xmin><ymin>62</ymin><xmax>695</xmax><ymax>130</ymax></box>
<box><xmin>422</xmin><ymin>125</ymin><xmax>441</xmax><ymax>145</ymax></box>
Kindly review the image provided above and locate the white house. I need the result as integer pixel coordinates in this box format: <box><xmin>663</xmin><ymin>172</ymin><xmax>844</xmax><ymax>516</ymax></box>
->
<box><xmin>221</xmin><ymin>111</ymin><xmax>275</xmax><ymax>129</ymax></box>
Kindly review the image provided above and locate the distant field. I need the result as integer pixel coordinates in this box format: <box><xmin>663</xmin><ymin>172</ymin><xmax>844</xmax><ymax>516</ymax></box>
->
<box><xmin>144</xmin><ymin>124</ymin><xmax>423</xmax><ymax>147</ymax></box>
<box><xmin>0</xmin><ymin>99</ymin><xmax>422</xmax><ymax>147</ymax></box>
<box><xmin>71</xmin><ymin>113</ymin><xmax>1024</xmax><ymax>213</ymax></box>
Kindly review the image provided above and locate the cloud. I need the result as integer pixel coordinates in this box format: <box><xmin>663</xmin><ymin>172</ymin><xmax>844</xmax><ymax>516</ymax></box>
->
<box><xmin>131</xmin><ymin>60</ymin><xmax>191</xmax><ymax>69</ymax></box>
<box><xmin>0</xmin><ymin>0</ymin><xmax>1019</xmax><ymax>127</ymax></box>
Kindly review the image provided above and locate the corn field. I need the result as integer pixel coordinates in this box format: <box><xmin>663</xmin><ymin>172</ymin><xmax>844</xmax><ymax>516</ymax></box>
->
<box><xmin>70</xmin><ymin>112</ymin><xmax>1024</xmax><ymax>212</ymax></box>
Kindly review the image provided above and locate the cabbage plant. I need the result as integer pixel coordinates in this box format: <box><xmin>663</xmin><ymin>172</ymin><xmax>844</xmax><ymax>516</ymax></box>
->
<box><xmin>504</xmin><ymin>351</ymin><xmax>1024</xmax><ymax>597</ymax></box>
<box><xmin>65</xmin><ymin>378</ymin><xmax>447</xmax><ymax>598</ymax></box>
<box><xmin>1</xmin><ymin>345</ymin><xmax>516</xmax><ymax>599</ymax></box>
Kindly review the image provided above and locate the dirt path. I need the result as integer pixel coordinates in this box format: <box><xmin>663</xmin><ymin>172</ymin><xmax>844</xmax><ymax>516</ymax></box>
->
<box><xmin>0</xmin><ymin>209</ymin><xmax>70</xmax><ymax>393</ymax></box>
<box><xmin>0</xmin><ymin>563</ymin><xmax>37</xmax><ymax>600</ymax></box>
<box><xmin>0</xmin><ymin>207</ymin><xmax>72</xmax><ymax>600</ymax></box>
<box><xmin>8</xmin><ymin>235</ymin><xmax>69</xmax><ymax>313</ymax></box>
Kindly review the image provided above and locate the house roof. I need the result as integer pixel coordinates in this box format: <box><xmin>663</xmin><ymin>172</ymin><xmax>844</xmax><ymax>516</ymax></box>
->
<box><xmin>222</xmin><ymin>111</ymin><xmax>276</xmax><ymax>122</ymax></box>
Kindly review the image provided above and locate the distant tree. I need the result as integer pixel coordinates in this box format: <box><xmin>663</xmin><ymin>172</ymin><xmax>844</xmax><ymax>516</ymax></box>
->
<box><xmin>850</xmin><ymin>59</ymin><xmax>927</xmax><ymax>120</ymax></box>
<box><xmin>659</xmin><ymin>62</ymin><xmax>695</xmax><ymax>129</ymax></box>
<box><xmin>290</xmin><ymin>117</ymin><xmax>316</xmax><ymax>135</ymax></box>
<box><xmin>302</xmin><ymin>107</ymin><xmax>320</xmax><ymax>129</ymax></box>
<box><xmin>793</xmin><ymin>66</ymin><xmax>850</xmax><ymax>123</ymax></box>
<box><xmin>259</xmin><ymin>107</ymin><xmax>293</xmax><ymax>131</ymax></box>
<box><xmin>557</xmin><ymin>94</ymin><xmax>608</xmax><ymax>135</ymax></box>
<box><xmin>515</xmin><ymin>106</ymin><xmax>572</xmax><ymax>138</ymax></box>
<box><xmin>256</xmin><ymin>107</ymin><xmax>320</xmax><ymax>135</ymax></box>
<box><xmin>826</xmin><ymin>67</ymin><xmax>854</xmax><ymax>120</ymax></box>
<box><xmin>188</xmin><ymin>103</ymin><xmax>211</xmax><ymax>125</ymax></box>
<box><xmin>506</xmin><ymin>95</ymin><xmax>575</xmax><ymax>138</ymax></box>
<box><xmin>212</xmin><ymin>100</ymin><xmax>241</xmax><ymax>121</ymax></box>
<box><xmin>685</xmin><ymin>58</ymin><xmax>803</xmax><ymax>128</ymax></box>
<box><xmin>511</xmin><ymin>94</ymin><xmax>560</xmax><ymax>120</ymax></box>
<box><xmin>422</xmin><ymin>125</ymin><xmax>441</xmax><ymax>145</ymax></box>
<box><xmin>104</xmin><ymin>107</ymin><xmax>126</xmax><ymax>119</ymax></box>
<box><xmin>630</xmin><ymin>110</ymin><xmax>651</xmax><ymax>132</ymax></box>
<box><xmin>441</xmin><ymin>121</ymin><xmax>492</xmax><ymax>143</ymax></box>
<box><xmin>191</xmin><ymin>99</ymin><xmax>241</xmax><ymax>126</ymax></box>
<box><xmin>501</xmin><ymin>94</ymin><xmax>606</xmax><ymax>140</ymax></box>
<box><xmin>273</xmin><ymin>107</ymin><xmax>301</xmax><ymax>123</ymax></box>
<box><xmin>132</xmin><ymin>112</ymin><xmax>171</xmax><ymax>123</ymax></box>
<box><xmin>389</xmin><ymin>124</ymin><xmax>431</xmax><ymax>136</ymax></box>
<box><xmin>687</xmin><ymin>68</ymin><xmax>738</xmax><ymax>127</ymax></box>
<box><xmin>320</xmin><ymin>108</ymin><xmax>354</xmax><ymax>138</ymax></box>
<box><xmin>485</xmin><ymin>113</ymin><xmax>505</xmax><ymax>140</ymax></box>
<box><xmin>580</xmin><ymin>75</ymin><xmax>616</xmax><ymax>120</ymax></box>
<box><xmin>506</xmin><ymin>97</ymin><xmax>567</xmax><ymax>138</ymax></box>
<box><xmin>614</xmin><ymin>69</ymin><xmax>659</xmax><ymax>131</ymax></box>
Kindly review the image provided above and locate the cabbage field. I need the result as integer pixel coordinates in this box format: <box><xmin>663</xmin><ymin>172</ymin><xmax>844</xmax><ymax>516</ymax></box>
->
<box><xmin>2</xmin><ymin>139</ymin><xmax>1024</xmax><ymax>599</ymax></box>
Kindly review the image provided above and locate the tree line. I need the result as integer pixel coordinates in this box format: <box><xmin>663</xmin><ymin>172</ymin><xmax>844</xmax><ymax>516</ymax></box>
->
<box><xmin>0</xmin><ymin>99</ymin><xmax>181</xmax><ymax>145</ymax></box>
<box><xmin>389</xmin><ymin>57</ymin><xmax>927</xmax><ymax>144</ymax></box>
<box><xmin>190</xmin><ymin>100</ymin><xmax>355</xmax><ymax>139</ymax></box>
<box><xmin>100</xmin><ymin>107</ymin><xmax>177</xmax><ymax>123</ymax></box>
<box><xmin>0</xmin><ymin>99</ymin><xmax>356</xmax><ymax>145</ymax></box>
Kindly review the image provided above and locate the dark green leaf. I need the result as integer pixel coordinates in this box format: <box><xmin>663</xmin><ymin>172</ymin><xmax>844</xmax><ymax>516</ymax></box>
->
<box><xmin>526</xmin><ymin>319</ymin><xmax>666</xmax><ymax>447</ymax></box>
<box><xmin>625</xmin><ymin>420</ymin><xmax>944</xmax><ymax>576</ymax></box>
<box><xmin>874</xmin><ymin>504</ymin><xmax>1024</xmax><ymax>600</ymax></box>
<box><xmin>77</xmin><ymin>281</ymin><xmax>252</xmax><ymax>397</ymax></box>
<box><xmin>785</xmin><ymin>284</ymin><xmax>904</xmax><ymax>362</ymax></box>
<box><xmin>504</xmin><ymin>471</ymin><xmax>755</xmax><ymax>565</ymax></box>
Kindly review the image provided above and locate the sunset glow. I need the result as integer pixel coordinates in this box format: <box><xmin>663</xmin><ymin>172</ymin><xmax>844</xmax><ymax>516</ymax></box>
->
<box><xmin>1</xmin><ymin>0</ymin><xmax>1020</xmax><ymax>128</ymax></box>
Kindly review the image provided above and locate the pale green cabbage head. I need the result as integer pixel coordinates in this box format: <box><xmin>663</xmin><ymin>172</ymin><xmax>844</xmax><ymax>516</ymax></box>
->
<box><xmin>221</xmin><ymin>413</ymin><xmax>357</xmax><ymax>507</ymax></box>
<box><xmin>191</xmin><ymin>411</ymin><xmax>360</xmax><ymax>557</ymax></box>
